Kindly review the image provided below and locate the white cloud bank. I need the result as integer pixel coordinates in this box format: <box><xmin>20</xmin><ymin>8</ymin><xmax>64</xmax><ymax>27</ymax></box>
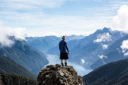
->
<box><xmin>112</xmin><ymin>5</ymin><xmax>128</xmax><ymax>32</ymax></box>
<box><xmin>0</xmin><ymin>0</ymin><xmax>114</xmax><ymax>37</ymax></box>
<box><xmin>121</xmin><ymin>40</ymin><xmax>128</xmax><ymax>56</ymax></box>
<box><xmin>46</xmin><ymin>54</ymin><xmax>92</xmax><ymax>76</ymax></box>
<box><xmin>0</xmin><ymin>22</ymin><xmax>26</xmax><ymax>47</ymax></box>
<box><xmin>1</xmin><ymin>1</ymin><xmax>128</xmax><ymax>37</ymax></box>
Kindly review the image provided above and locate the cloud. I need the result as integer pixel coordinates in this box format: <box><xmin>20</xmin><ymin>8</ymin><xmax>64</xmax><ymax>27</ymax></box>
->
<box><xmin>22</xmin><ymin>16</ymin><xmax>113</xmax><ymax>37</ymax></box>
<box><xmin>0</xmin><ymin>28</ymin><xmax>14</xmax><ymax>47</ymax></box>
<box><xmin>0</xmin><ymin>9</ymin><xmax>110</xmax><ymax>37</ymax></box>
<box><xmin>121</xmin><ymin>40</ymin><xmax>128</xmax><ymax>56</ymax></box>
<box><xmin>94</xmin><ymin>33</ymin><xmax>112</xmax><ymax>43</ymax></box>
<box><xmin>0</xmin><ymin>0</ymin><xmax>115</xmax><ymax>37</ymax></box>
<box><xmin>1</xmin><ymin>0</ymin><xmax>68</xmax><ymax>10</ymax></box>
<box><xmin>7</xmin><ymin>15</ymin><xmax>109</xmax><ymax>37</ymax></box>
<box><xmin>0</xmin><ymin>22</ymin><xmax>14</xmax><ymax>47</ymax></box>
<box><xmin>0</xmin><ymin>0</ymin><xmax>116</xmax><ymax>37</ymax></box>
<box><xmin>112</xmin><ymin>5</ymin><xmax>128</xmax><ymax>32</ymax></box>
<box><xmin>0</xmin><ymin>21</ymin><xmax>26</xmax><ymax>47</ymax></box>
<box><xmin>12</xmin><ymin>27</ymin><xmax>26</xmax><ymax>40</ymax></box>
<box><xmin>46</xmin><ymin>54</ymin><xmax>92</xmax><ymax>76</ymax></box>
<box><xmin>2</xmin><ymin>0</ymin><xmax>128</xmax><ymax>37</ymax></box>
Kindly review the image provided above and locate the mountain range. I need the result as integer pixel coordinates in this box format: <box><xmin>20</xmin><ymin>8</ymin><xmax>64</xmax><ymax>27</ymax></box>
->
<box><xmin>91</xmin><ymin>34</ymin><xmax>128</xmax><ymax>69</ymax></box>
<box><xmin>26</xmin><ymin>35</ymin><xmax>84</xmax><ymax>53</ymax></box>
<box><xmin>26</xmin><ymin>36</ymin><xmax>60</xmax><ymax>53</ymax></box>
<box><xmin>39</xmin><ymin>27</ymin><xmax>127</xmax><ymax>69</ymax></box>
<box><xmin>0</xmin><ymin>37</ymin><xmax>48</xmax><ymax>74</ymax></box>
<box><xmin>0</xmin><ymin>27</ymin><xmax>128</xmax><ymax>84</ymax></box>
<box><xmin>68</xmin><ymin>28</ymin><xmax>126</xmax><ymax>68</ymax></box>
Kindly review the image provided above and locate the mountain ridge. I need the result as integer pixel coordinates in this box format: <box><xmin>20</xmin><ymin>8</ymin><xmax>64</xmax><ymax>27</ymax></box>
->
<box><xmin>0</xmin><ymin>37</ymin><xmax>48</xmax><ymax>74</ymax></box>
<box><xmin>92</xmin><ymin>34</ymin><xmax>128</xmax><ymax>69</ymax></box>
<box><xmin>83</xmin><ymin>58</ymin><xmax>128</xmax><ymax>85</ymax></box>
<box><xmin>0</xmin><ymin>55</ymin><xmax>35</xmax><ymax>79</ymax></box>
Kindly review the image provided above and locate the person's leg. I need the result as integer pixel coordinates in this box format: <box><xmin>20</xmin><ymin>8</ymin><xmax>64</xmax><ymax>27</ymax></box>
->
<box><xmin>61</xmin><ymin>59</ymin><xmax>64</xmax><ymax>66</ymax></box>
<box><xmin>65</xmin><ymin>59</ymin><xmax>67</xmax><ymax>66</ymax></box>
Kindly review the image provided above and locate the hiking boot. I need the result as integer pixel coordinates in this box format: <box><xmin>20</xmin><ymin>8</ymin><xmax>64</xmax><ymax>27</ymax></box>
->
<box><xmin>61</xmin><ymin>63</ymin><xmax>64</xmax><ymax>66</ymax></box>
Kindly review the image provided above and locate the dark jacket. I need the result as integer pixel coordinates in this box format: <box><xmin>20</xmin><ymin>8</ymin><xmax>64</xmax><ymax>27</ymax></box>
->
<box><xmin>59</xmin><ymin>40</ymin><xmax>69</xmax><ymax>53</ymax></box>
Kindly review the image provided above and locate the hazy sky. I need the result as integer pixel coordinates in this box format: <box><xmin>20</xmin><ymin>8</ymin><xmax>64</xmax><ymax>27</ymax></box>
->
<box><xmin>0</xmin><ymin>0</ymin><xmax>128</xmax><ymax>36</ymax></box>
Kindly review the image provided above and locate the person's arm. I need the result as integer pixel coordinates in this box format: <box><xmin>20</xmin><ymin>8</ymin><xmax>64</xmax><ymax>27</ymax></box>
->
<box><xmin>65</xmin><ymin>42</ymin><xmax>69</xmax><ymax>54</ymax></box>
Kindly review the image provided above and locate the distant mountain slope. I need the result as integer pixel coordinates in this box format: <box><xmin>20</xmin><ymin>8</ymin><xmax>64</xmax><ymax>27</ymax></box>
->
<box><xmin>26</xmin><ymin>36</ymin><xmax>60</xmax><ymax>53</ymax></box>
<box><xmin>69</xmin><ymin>28</ymin><xmax>125</xmax><ymax>64</ymax></box>
<box><xmin>83</xmin><ymin>59</ymin><xmax>128</xmax><ymax>85</ymax></box>
<box><xmin>0</xmin><ymin>56</ymin><xmax>35</xmax><ymax>79</ymax></box>
<box><xmin>0</xmin><ymin>73</ymin><xmax>36</xmax><ymax>85</ymax></box>
<box><xmin>48</xmin><ymin>28</ymin><xmax>126</xmax><ymax>68</ymax></box>
<box><xmin>92</xmin><ymin>34</ymin><xmax>128</xmax><ymax>69</ymax></box>
<box><xmin>26</xmin><ymin>35</ymin><xmax>84</xmax><ymax>53</ymax></box>
<box><xmin>0</xmin><ymin>38</ymin><xmax>48</xmax><ymax>74</ymax></box>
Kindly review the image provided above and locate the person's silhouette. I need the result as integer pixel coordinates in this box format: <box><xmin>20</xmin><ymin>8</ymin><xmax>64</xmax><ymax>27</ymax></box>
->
<box><xmin>59</xmin><ymin>36</ymin><xmax>70</xmax><ymax>66</ymax></box>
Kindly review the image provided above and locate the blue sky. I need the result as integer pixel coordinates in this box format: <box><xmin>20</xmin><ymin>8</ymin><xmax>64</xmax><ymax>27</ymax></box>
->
<box><xmin>0</xmin><ymin>0</ymin><xmax>128</xmax><ymax>36</ymax></box>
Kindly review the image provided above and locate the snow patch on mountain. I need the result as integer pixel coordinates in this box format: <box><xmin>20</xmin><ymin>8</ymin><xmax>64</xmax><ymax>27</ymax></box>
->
<box><xmin>81</xmin><ymin>59</ymin><xmax>85</xmax><ymax>64</ymax></box>
<box><xmin>94</xmin><ymin>33</ymin><xmax>112</xmax><ymax>43</ymax></box>
<box><xmin>102</xmin><ymin>44</ymin><xmax>108</xmax><ymax>49</ymax></box>
<box><xmin>121</xmin><ymin>40</ymin><xmax>128</xmax><ymax>56</ymax></box>
<box><xmin>99</xmin><ymin>55</ymin><xmax>107</xmax><ymax>59</ymax></box>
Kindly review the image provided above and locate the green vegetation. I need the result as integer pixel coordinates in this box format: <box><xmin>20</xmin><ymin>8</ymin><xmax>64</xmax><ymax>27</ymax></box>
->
<box><xmin>0</xmin><ymin>56</ymin><xmax>36</xmax><ymax>79</ymax></box>
<box><xmin>0</xmin><ymin>73</ymin><xmax>37</xmax><ymax>85</ymax></box>
<box><xmin>0</xmin><ymin>55</ymin><xmax>37</xmax><ymax>85</ymax></box>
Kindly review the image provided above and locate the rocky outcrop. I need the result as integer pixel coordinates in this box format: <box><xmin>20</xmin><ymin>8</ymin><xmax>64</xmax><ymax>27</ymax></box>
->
<box><xmin>37</xmin><ymin>64</ymin><xmax>83</xmax><ymax>85</ymax></box>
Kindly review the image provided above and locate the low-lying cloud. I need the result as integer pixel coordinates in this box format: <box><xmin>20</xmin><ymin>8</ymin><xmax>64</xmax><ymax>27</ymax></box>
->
<box><xmin>46</xmin><ymin>54</ymin><xmax>92</xmax><ymax>76</ymax></box>
<box><xmin>0</xmin><ymin>22</ymin><xmax>26</xmax><ymax>47</ymax></box>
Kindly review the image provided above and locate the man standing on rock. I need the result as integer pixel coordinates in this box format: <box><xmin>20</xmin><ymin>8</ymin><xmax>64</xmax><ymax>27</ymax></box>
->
<box><xmin>59</xmin><ymin>36</ymin><xmax>70</xmax><ymax>66</ymax></box>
